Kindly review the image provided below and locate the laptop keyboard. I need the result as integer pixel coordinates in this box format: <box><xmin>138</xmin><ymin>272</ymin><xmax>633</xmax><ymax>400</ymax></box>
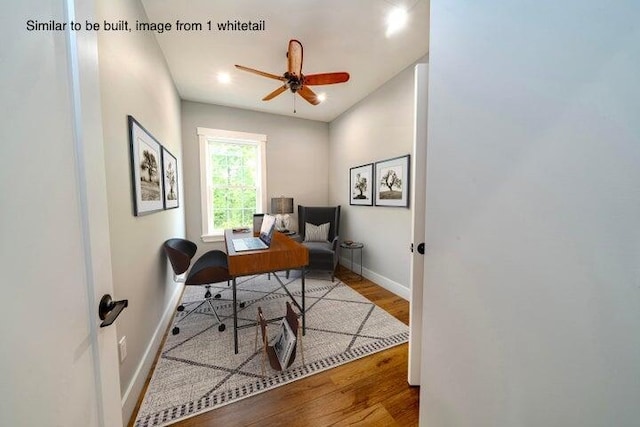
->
<box><xmin>242</xmin><ymin>238</ymin><xmax>265</xmax><ymax>249</ymax></box>
<box><xmin>233</xmin><ymin>237</ymin><xmax>267</xmax><ymax>251</ymax></box>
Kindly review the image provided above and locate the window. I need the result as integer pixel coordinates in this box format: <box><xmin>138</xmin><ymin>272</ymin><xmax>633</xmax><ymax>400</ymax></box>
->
<box><xmin>198</xmin><ymin>127</ymin><xmax>267</xmax><ymax>241</ymax></box>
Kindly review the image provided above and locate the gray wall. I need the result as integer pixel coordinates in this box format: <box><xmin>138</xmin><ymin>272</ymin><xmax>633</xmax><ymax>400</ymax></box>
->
<box><xmin>97</xmin><ymin>0</ymin><xmax>184</xmax><ymax>421</ymax></box>
<box><xmin>329</xmin><ymin>60</ymin><xmax>426</xmax><ymax>296</ymax></box>
<box><xmin>421</xmin><ymin>1</ymin><xmax>640</xmax><ymax>425</ymax></box>
<box><xmin>181</xmin><ymin>101</ymin><xmax>329</xmax><ymax>255</ymax></box>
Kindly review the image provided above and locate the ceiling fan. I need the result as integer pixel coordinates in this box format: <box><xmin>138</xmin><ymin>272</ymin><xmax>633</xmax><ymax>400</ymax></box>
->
<box><xmin>235</xmin><ymin>39</ymin><xmax>350</xmax><ymax>106</ymax></box>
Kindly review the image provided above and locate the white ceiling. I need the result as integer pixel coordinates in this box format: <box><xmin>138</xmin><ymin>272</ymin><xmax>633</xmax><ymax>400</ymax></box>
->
<box><xmin>141</xmin><ymin>0</ymin><xmax>429</xmax><ymax>122</ymax></box>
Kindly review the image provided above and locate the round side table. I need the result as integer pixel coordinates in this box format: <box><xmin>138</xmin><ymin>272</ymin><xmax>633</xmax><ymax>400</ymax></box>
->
<box><xmin>340</xmin><ymin>242</ymin><xmax>364</xmax><ymax>281</ymax></box>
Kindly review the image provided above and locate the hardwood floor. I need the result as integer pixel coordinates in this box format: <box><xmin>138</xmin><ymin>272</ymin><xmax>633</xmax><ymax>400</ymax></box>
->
<box><xmin>128</xmin><ymin>265</ymin><xmax>419</xmax><ymax>426</ymax></box>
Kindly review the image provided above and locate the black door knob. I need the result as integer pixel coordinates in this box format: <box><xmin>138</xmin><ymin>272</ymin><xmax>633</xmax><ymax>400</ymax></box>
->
<box><xmin>98</xmin><ymin>294</ymin><xmax>128</xmax><ymax>327</ymax></box>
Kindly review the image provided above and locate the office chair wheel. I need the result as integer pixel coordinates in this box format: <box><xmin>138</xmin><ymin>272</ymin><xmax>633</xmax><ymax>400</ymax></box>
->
<box><xmin>172</xmin><ymin>327</ymin><xmax>180</xmax><ymax>335</ymax></box>
<box><xmin>214</xmin><ymin>293</ymin><xmax>221</xmax><ymax>299</ymax></box>
<box><xmin>177</xmin><ymin>304</ymin><xmax>185</xmax><ymax>312</ymax></box>
<box><xmin>240</xmin><ymin>302</ymin><xmax>246</xmax><ymax>308</ymax></box>
<box><xmin>205</xmin><ymin>290</ymin><xmax>212</xmax><ymax>298</ymax></box>
<box><xmin>218</xmin><ymin>323</ymin><xmax>225</xmax><ymax>332</ymax></box>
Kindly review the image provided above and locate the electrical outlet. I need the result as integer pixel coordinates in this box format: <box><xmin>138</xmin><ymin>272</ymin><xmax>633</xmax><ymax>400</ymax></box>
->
<box><xmin>118</xmin><ymin>336</ymin><xmax>127</xmax><ymax>363</ymax></box>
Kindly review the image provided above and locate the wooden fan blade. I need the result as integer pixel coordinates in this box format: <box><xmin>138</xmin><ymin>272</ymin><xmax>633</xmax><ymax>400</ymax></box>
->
<box><xmin>235</xmin><ymin>65</ymin><xmax>286</xmax><ymax>81</ymax></box>
<box><xmin>287</xmin><ymin>39</ymin><xmax>303</xmax><ymax>78</ymax></box>
<box><xmin>298</xmin><ymin>85</ymin><xmax>320</xmax><ymax>105</ymax></box>
<box><xmin>304</xmin><ymin>72</ymin><xmax>350</xmax><ymax>86</ymax></box>
<box><xmin>262</xmin><ymin>85</ymin><xmax>288</xmax><ymax>101</ymax></box>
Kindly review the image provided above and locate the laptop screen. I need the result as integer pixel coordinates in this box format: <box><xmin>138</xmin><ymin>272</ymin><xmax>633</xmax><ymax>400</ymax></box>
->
<box><xmin>259</xmin><ymin>214</ymin><xmax>277</xmax><ymax>245</ymax></box>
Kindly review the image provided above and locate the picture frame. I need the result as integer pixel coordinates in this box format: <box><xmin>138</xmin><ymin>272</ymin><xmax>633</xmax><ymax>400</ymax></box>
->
<box><xmin>162</xmin><ymin>147</ymin><xmax>179</xmax><ymax>209</ymax></box>
<box><xmin>374</xmin><ymin>155</ymin><xmax>410</xmax><ymax>207</ymax></box>
<box><xmin>349</xmin><ymin>163</ymin><xmax>374</xmax><ymax>206</ymax></box>
<box><xmin>128</xmin><ymin>116</ymin><xmax>164</xmax><ymax>215</ymax></box>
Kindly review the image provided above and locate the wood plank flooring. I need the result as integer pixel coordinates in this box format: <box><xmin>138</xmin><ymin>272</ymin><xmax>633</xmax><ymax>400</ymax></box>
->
<box><xmin>128</xmin><ymin>265</ymin><xmax>419</xmax><ymax>426</ymax></box>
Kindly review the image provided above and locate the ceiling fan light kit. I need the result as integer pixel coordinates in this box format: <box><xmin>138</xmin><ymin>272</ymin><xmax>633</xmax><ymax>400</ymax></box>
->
<box><xmin>235</xmin><ymin>39</ymin><xmax>350</xmax><ymax>109</ymax></box>
<box><xmin>217</xmin><ymin>72</ymin><xmax>231</xmax><ymax>84</ymax></box>
<box><xmin>386</xmin><ymin>6</ymin><xmax>408</xmax><ymax>37</ymax></box>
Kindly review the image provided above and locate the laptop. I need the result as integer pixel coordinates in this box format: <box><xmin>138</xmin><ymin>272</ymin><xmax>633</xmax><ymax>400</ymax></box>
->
<box><xmin>232</xmin><ymin>214</ymin><xmax>277</xmax><ymax>252</ymax></box>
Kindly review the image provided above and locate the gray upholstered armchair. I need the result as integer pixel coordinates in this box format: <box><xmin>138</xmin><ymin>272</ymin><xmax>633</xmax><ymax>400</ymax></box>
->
<box><xmin>297</xmin><ymin>205</ymin><xmax>341</xmax><ymax>281</ymax></box>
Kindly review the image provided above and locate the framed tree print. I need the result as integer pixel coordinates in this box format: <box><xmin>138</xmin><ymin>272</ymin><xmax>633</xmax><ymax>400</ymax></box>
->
<box><xmin>128</xmin><ymin>115</ymin><xmax>164</xmax><ymax>215</ymax></box>
<box><xmin>349</xmin><ymin>163</ymin><xmax>374</xmax><ymax>205</ymax></box>
<box><xmin>375</xmin><ymin>155</ymin><xmax>410</xmax><ymax>207</ymax></box>
<box><xmin>162</xmin><ymin>147</ymin><xmax>179</xmax><ymax>209</ymax></box>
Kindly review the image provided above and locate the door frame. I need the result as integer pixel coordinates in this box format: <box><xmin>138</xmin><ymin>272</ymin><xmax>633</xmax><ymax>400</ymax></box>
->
<box><xmin>66</xmin><ymin>0</ymin><xmax>123</xmax><ymax>424</ymax></box>
<box><xmin>408</xmin><ymin>63</ymin><xmax>429</xmax><ymax>385</ymax></box>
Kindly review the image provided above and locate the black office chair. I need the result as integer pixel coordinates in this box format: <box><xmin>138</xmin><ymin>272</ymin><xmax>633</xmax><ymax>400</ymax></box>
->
<box><xmin>163</xmin><ymin>238</ymin><xmax>243</xmax><ymax>335</ymax></box>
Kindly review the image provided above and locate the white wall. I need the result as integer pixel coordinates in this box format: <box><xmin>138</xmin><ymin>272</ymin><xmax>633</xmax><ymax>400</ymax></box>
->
<box><xmin>329</xmin><ymin>59</ymin><xmax>426</xmax><ymax>296</ymax></box>
<box><xmin>421</xmin><ymin>1</ymin><xmax>640</xmax><ymax>426</ymax></box>
<box><xmin>181</xmin><ymin>101</ymin><xmax>329</xmax><ymax>255</ymax></box>
<box><xmin>97</xmin><ymin>0</ymin><xmax>184</xmax><ymax>422</ymax></box>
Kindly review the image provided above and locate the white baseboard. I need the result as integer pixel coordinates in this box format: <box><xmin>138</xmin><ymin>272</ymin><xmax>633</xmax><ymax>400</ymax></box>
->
<box><xmin>121</xmin><ymin>283</ymin><xmax>183</xmax><ymax>424</ymax></box>
<box><xmin>339</xmin><ymin>257</ymin><xmax>410</xmax><ymax>301</ymax></box>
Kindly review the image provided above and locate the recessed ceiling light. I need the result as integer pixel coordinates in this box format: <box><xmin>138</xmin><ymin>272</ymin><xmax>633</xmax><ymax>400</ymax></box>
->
<box><xmin>386</xmin><ymin>6</ymin><xmax>408</xmax><ymax>37</ymax></box>
<box><xmin>217</xmin><ymin>72</ymin><xmax>231</xmax><ymax>84</ymax></box>
<box><xmin>317</xmin><ymin>93</ymin><xmax>327</xmax><ymax>103</ymax></box>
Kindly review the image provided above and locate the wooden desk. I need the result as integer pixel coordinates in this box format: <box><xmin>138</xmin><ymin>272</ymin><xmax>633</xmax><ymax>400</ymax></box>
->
<box><xmin>225</xmin><ymin>229</ymin><xmax>309</xmax><ymax>353</ymax></box>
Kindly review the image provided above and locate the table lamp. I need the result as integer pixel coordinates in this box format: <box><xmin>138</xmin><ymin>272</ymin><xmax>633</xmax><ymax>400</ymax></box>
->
<box><xmin>271</xmin><ymin>197</ymin><xmax>294</xmax><ymax>232</ymax></box>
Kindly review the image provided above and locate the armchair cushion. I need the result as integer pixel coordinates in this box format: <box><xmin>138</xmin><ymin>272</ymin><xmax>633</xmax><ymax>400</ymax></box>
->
<box><xmin>304</xmin><ymin>222</ymin><xmax>330</xmax><ymax>242</ymax></box>
<box><xmin>302</xmin><ymin>241</ymin><xmax>333</xmax><ymax>254</ymax></box>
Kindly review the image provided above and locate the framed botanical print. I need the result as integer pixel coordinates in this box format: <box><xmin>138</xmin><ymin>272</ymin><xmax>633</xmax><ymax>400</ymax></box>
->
<box><xmin>375</xmin><ymin>155</ymin><xmax>410</xmax><ymax>207</ymax></box>
<box><xmin>128</xmin><ymin>116</ymin><xmax>164</xmax><ymax>215</ymax></box>
<box><xmin>349</xmin><ymin>163</ymin><xmax>374</xmax><ymax>206</ymax></box>
<box><xmin>162</xmin><ymin>147</ymin><xmax>179</xmax><ymax>209</ymax></box>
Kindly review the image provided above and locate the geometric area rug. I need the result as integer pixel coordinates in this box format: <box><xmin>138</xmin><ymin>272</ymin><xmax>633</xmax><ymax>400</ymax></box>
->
<box><xmin>134</xmin><ymin>272</ymin><xmax>409</xmax><ymax>427</ymax></box>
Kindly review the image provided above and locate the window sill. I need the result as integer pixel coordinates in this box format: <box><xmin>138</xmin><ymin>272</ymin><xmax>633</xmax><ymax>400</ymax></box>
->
<box><xmin>201</xmin><ymin>234</ymin><xmax>224</xmax><ymax>243</ymax></box>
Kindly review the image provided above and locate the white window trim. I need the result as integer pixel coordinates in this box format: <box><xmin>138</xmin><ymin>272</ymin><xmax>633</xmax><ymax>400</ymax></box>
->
<box><xmin>197</xmin><ymin>127</ymin><xmax>267</xmax><ymax>242</ymax></box>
